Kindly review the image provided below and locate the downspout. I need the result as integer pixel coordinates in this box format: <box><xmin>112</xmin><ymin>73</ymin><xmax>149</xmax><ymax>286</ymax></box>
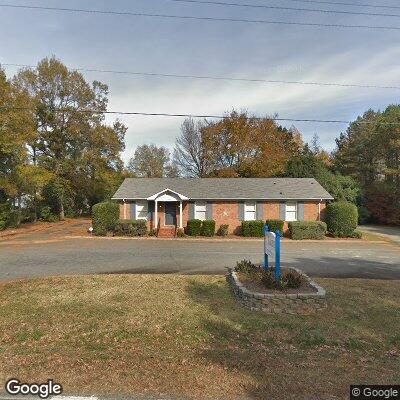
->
<box><xmin>318</xmin><ymin>199</ymin><xmax>322</xmax><ymax>221</ymax></box>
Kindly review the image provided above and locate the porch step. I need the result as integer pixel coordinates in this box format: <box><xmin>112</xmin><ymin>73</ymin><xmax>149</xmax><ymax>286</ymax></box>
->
<box><xmin>157</xmin><ymin>226</ymin><xmax>176</xmax><ymax>238</ymax></box>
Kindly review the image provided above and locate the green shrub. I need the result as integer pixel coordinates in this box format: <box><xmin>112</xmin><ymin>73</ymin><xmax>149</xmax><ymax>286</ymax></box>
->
<box><xmin>0</xmin><ymin>203</ymin><xmax>11</xmax><ymax>230</ymax></box>
<box><xmin>265</xmin><ymin>219</ymin><xmax>284</xmax><ymax>233</ymax></box>
<box><xmin>177</xmin><ymin>228</ymin><xmax>185</xmax><ymax>238</ymax></box>
<box><xmin>187</xmin><ymin>219</ymin><xmax>202</xmax><ymax>236</ymax></box>
<box><xmin>218</xmin><ymin>224</ymin><xmax>229</xmax><ymax>236</ymax></box>
<box><xmin>92</xmin><ymin>201</ymin><xmax>119</xmax><ymax>236</ymax></box>
<box><xmin>235</xmin><ymin>259</ymin><xmax>260</xmax><ymax>276</ymax></box>
<box><xmin>283</xmin><ymin>270</ymin><xmax>303</xmax><ymax>288</ymax></box>
<box><xmin>148</xmin><ymin>228</ymin><xmax>157</xmax><ymax>237</ymax></box>
<box><xmin>351</xmin><ymin>229</ymin><xmax>363</xmax><ymax>239</ymax></box>
<box><xmin>8</xmin><ymin>210</ymin><xmax>22</xmax><ymax>228</ymax></box>
<box><xmin>40</xmin><ymin>206</ymin><xmax>58</xmax><ymax>222</ymax></box>
<box><xmin>288</xmin><ymin>221</ymin><xmax>327</xmax><ymax>240</ymax></box>
<box><xmin>260</xmin><ymin>268</ymin><xmax>304</xmax><ymax>290</ymax></box>
<box><xmin>114</xmin><ymin>220</ymin><xmax>147</xmax><ymax>237</ymax></box>
<box><xmin>357</xmin><ymin>206</ymin><xmax>371</xmax><ymax>225</ymax></box>
<box><xmin>241</xmin><ymin>220</ymin><xmax>264</xmax><ymax>237</ymax></box>
<box><xmin>326</xmin><ymin>201</ymin><xmax>358</xmax><ymax>238</ymax></box>
<box><xmin>201</xmin><ymin>220</ymin><xmax>216</xmax><ymax>237</ymax></box>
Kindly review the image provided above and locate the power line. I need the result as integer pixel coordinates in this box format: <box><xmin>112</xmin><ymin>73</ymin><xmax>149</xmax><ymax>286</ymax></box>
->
<box><xmin>3</xmin><ymin>62</ymin><xmax>400</xmax><ymax>91</ymax></box>
<box><xmin>167</xmin><ymin>0</ymin><xmax>400</xmax><ymax>19</ymax></box>
<box><xmin>270</xmin><ymin>0</ymin><xmax>400</xmax><ymax>10</ymax></box>
<box><xmin>1</xmin><ymin>3</ymin><xmax>400</xmax><ymax>31</ymax></box>
<box><xmin>2</xmin><ymin>107</ymin><xmax>399</xmax><ymax>125</ymax></box>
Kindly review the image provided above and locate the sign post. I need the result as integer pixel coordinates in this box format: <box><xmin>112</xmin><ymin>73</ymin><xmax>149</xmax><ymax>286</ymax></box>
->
<box><xmin>263</xmin><ymin>224</ymin><xmax>281</xmax><ymax>280</ymax></box>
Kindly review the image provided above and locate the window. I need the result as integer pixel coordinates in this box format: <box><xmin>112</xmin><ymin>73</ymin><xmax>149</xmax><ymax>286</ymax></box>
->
<box><xmin>136</xmin><ymin>201</ymin><xmax>148</xmax><ymax>220</ymax></box>
<box><xmin>244</xmin><ymin>201</ymin><xmax>256</xmax><ymax>221</ymax></box>
<box><xmin>285</xmin><ymin>202</ymin><xmax>297</xmax><ymax>221</ymax></box>
<box><xmin>195</xmin><ymin>201</ymin><xmax>206</xmax><ymax>221</ymax></box>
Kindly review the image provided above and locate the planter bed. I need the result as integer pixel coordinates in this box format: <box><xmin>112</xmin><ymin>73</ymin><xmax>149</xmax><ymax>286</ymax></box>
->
<box><xmin>227</xmin><ymin>267</ymin><xmax>327</xmax><ymax>315</ymax></box>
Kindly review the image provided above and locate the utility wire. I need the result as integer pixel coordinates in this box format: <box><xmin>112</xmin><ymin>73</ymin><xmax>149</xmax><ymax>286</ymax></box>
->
<box><xmin>270</xmin><ymin>0</ymin><xmax>400</xmax><ymax>10</ymax></box>
<box><xmin>167</xmin><ymin>0</ymin><xmax>400</xmax><ymax>19</ymax></box>
<box><xmin>3</xmin><ymin>62</ymin><xmax>399</xmax><ymax>91</ymax></box>
<box><xmin>1</xmin><ymin>107</ymin><xmax>399</xmax><ymax>125</ymax></box>
<box><xmin>1</xmin><ymin>3</ymin><xmax>400</xmax><ymax>31</ymax></box>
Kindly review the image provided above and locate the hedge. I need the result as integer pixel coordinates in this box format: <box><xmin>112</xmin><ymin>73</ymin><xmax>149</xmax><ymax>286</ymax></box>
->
<box><xmin>241</xmin><ymin>220</ymin><xmax>264</xmax><ymax>237</ymax></box>
<box><xmin>187</xmin><ymin>219</ymin><xmax>202</xmax><ymax>236</ymax></box>
<box><xmin>265</xmin><ymin>219</ymin><xmax>284</xmax><ymax>233</ymax></box>
<box><xmin>288</xmin><ymin>221</ymin><xmax>327</xmax><ymax>240</ymax></box>
<box><xmin>114</xmin><ymin>220</ymin><xmax>147</xmax><ymax>237</ymax></box>
<box><xmin>218</xmin><ymin>224</ymin><xmax>229</xmax><ymax>236</ymax></box>
<box><xmin>201</xmin><ymin>220</ymin><xmax>216</xmax><ymax>237</ymax></box>
<box><xmin>92</xmin><ymin>201</ymin><xmax>119</xmax><ymax>236</ymax></box>
<box><xmin>326</xmin><ymin>201</ymin><xmax>358</xmax><ymax>238</ymax></box>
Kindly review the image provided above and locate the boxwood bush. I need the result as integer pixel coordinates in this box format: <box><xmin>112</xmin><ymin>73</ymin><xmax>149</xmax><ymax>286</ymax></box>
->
<box><xmin>92</xmin><ymin>201</ymin><xmax>119</xmax><ymax>236</ymax></box>
<box><xmin>326</xmin><ymin>201</ymin><xmax>358</xmax><ymax>238</ymax></box>
<box><xmin>288</xmin><ymin>221</ymin><xmax>327</xmax><ymax>240</ymax></box>
<box><xmin>241</xmin><ymin>220</ymin><xmax>264</xmax><ymax>237</ymax></box>
<box><xmin>265</xmin><ymin>219</ymin><xmax>284</xmax><ymax>233</ymax></box>
<box><xmin>114</xmin><ymin>219</ymin><xmax>147</xmax><ymax>237</ymax></box>
<box><xmin>218</xmin><ymin>224</ymin><xmax>229</xmax><ymax>236</ymax></box>
<box><xmin>201</xmin><ymin>220</ymin><xmax>216</xmax><ymax>237</ymax></box>
<box><xmin>187</xmin><ymin>219</ymin><xmax>202</xmax><ymax>236</ymax></box>
<box><xmin>0</xmin><ymin>203</ymin><xmax>11</xmax><ymax>231</ymax></box>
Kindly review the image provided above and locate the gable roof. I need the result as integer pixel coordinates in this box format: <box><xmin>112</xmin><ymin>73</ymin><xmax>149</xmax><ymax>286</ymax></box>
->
<box><xmin>112</xmin><ymin>178</ymin><xmax>334</xmax><ymax>201</ymax></box>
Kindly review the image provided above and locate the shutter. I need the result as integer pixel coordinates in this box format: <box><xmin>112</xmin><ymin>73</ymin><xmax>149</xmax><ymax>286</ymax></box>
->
<box><xmin>256</xmin><ymin>202</ymin><xmax>264</xmax><ymax>221</ymax></box>
<box><xmin>279</xmin><ymin>202</ymin><xmax>286</xmax><ymax>221</ymax></box>
<box><xmin>298</xmin><ymin>202</ymin><xmax>305</xmax><ymax>221</ymax></box>
<box><xmin>189</xmin><ymin>202</ymin><xmax>195</xmax><ymax>220</ymax></box>
<box><xmin>130</xmin><ymin>201</ymin><xmax>136</xmax><ymax>220</ymax></box>
<box><xmin>206</xmin><ymin>202</ymin><xmax>213</xmax><ymax>220</ymax></box>
<box><xmin>147</xmin><ymin>201</ymin><xmax>155</xmax><ymax>221</ymax></box>
<box><xmin>238</xmin><ymin>202</ymin><xmax>245</xmax><ymax>221</ymax></box>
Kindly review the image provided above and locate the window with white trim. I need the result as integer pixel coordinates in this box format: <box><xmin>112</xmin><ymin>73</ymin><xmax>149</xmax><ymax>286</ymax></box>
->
<box><xmin>285</xmin><ymin>202</ymin><xmax>297</xmax><ymax>221</ymax></box>
<box><xmin>244</xmin><ymin>201</ymin><xmax>256</xmax><ymax>221</ymax></box>
<box><xmin>195</xmin><ymin>201</ymin><xmax>206</xmax><ymax>221</ymax></box>
<box><xmin>136</xmin><ymin>201</ymin><xmax>148</xmax><ymax>220</ymax></box>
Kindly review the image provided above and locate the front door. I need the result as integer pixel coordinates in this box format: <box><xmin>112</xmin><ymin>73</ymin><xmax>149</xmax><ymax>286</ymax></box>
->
<box><xmin>164</xmin><ymin>202</ymin><xmax>177</xmax><ymax>226</ymax></box>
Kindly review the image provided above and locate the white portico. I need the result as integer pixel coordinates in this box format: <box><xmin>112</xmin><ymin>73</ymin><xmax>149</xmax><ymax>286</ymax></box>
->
<box><xmin>147</xmin><ymin>188</ymin><xmax>189</xmax><ymax>229</ymax></box>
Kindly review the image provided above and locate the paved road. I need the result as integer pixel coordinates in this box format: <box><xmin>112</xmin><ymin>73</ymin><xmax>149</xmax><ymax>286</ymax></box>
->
<box><xmin>1</xmin><ymin>235</ymin><xmax>399</xmax><ymax>281</ymax></box>
<box><xmin>358</xmin><ymin>224</ymin><xmax>400</xmax><ymax>244</ymax></box>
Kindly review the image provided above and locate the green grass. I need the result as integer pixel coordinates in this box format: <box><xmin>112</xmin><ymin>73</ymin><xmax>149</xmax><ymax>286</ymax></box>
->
<box><xmin>0</xmin><ymin>275</ymin><xmax>399</xmax><ymax>399</ymax></box>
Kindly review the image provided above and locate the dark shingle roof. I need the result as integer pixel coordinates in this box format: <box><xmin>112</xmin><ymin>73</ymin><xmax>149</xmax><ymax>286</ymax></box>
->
<box><xmin>112</xmin><ymin>178</ymin><xmax>333</xmax><ymax>200</ymax></box>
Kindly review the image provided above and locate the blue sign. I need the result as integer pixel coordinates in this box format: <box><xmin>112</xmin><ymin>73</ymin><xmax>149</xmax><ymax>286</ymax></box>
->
<box><xmin>264</xmin><ymin>224</ymin><xmax>281</xmax><ymax>280</ymax></box>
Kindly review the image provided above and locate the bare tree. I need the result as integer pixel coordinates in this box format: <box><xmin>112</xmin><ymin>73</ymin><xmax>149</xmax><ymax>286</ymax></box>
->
<box><xmin>173</xmin><ymin>118</ymin><xmax>211</xmax><ymax>177</ymax></box>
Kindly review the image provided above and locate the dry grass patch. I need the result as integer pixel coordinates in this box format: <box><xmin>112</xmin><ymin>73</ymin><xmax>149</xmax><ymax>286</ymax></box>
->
<box><xmin>0</xmin><ymin>275</ymin><xmax>399</xmax><ymax>399</ymax></box>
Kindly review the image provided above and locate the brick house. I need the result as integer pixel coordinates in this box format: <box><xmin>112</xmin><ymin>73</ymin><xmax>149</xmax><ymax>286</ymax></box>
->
<box><xmin>112</xmin><ymin>178</ymin><xmax>333</xmax><ymax>236</ymax></box>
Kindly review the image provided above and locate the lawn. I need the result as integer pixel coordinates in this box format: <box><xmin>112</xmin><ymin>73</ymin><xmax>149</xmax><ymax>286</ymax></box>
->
<box><xmin>0</xmin><ymin>275</ymin><xmax>399</xmax><ymax>399</ymax></box>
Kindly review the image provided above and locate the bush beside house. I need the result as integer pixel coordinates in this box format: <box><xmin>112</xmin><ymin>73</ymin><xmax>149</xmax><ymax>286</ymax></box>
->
<box><xmin>92</xmin><ymin>201</ymin><xmax>119</xmax><ymax>236</ymax></box>
<box><xmin>114</xmin><ymin>220</ymin><xmax>147</xmax><ymax>237</ymax></box>
<box><xmin>326</xmin><ymin>201</ymin><xmax>358</xmax><ymax>238</ymax></box>
<box><xmin>218</xmin><ymin>224</ymin><xmax>229</xmax><ymax>236</ymax></box>
<box><xmin>187</xmin><ymin>219</ymin><xmax>216</xmax><ymax>236</ymax></box>
<box><xmin>201</xmin><ymin>220</ymin><xmax>216</xmax><ymax>237</ymax></box>
<box><xmin>241</xmin><ymin>220</ymin><xmax>264</xmax><ymax>237</ymax></box>
<box><xmin>265</xmin><ymin>219</ymin><xmax>284</xmax><ymax>233</ymax></box>
<box><xmin>288</xmin><ymin>221</ymin><xmax>327</xmax><ymax>240</ymax></box>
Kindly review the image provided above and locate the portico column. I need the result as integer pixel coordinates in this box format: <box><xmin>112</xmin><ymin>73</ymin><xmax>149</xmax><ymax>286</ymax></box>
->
<box><xmin>179</xmin><ymin>200</ymin><xmax>183</xmax><ymax>229</ymax></box>
<box><xmin>155</xmin><ymin>199</ymin><xmax>158</xmax><ymax>229</ymax></box>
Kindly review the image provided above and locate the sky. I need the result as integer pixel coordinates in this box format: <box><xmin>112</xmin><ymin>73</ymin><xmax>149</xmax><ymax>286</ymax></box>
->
<box><xmin>1</xmin><ymin>0</ymin><xmax>400</xmax><ymax>164</ymax></box>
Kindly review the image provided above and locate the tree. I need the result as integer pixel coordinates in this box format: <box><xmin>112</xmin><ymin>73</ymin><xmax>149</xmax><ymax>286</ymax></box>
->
<box><xmin>13</xmin><ymin>57</ymin><xmax>126</xmax><ymax>217</ymax></box>
<box><xmin>173</xmin><ymin>118</ymin><xmax>212</xmax><ymax>177</ymax></box>
<box><xmin>127</xmin><ymin>144</ymin><xmax>178</xmax><ymax>178</ymax></box>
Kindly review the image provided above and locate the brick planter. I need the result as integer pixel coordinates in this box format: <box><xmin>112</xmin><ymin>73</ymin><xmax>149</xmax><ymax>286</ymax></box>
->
<box><xmin>227</xmin><ymin>267</ymin><xmax>327</xmax><ymax>315</ymax></box>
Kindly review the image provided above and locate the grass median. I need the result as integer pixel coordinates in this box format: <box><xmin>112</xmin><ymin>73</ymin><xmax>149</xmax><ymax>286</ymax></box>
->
<box><xmin>0</xmin><ymin>275</ymin><xmax>399</xmax><ymax>399</ymax></box>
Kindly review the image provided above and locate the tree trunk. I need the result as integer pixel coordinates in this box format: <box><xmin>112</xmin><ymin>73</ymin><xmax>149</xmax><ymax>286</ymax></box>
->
<box><xmin>59</xmin><ymin>201</ymin><xmax>65</xmax><ymax>220</ymax></box>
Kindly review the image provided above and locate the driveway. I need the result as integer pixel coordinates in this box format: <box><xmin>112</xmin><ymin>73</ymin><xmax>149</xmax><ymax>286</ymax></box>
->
<box><xmin>358</xmin><ymin>224</ymin><xmax>400</xmax><ymax>244</ymax></box>
<box><xmin>1</xmin><ymin>232</ymin><xmax>400</xmax><ymax>281</ymax></box>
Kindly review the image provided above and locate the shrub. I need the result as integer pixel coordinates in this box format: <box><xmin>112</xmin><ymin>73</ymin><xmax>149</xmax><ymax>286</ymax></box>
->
<box><xmin>201</xmin><ymin>220</ymin><xmax>216</xmax><ymax>237</ymax></box>
<box><xmin>114</xmin><ymin>220</ymin><xmax>147</xmax><ymax>237</ymax></box>
<box><xmin>148</xmin><ymin>228</ymin><xmax>157</xmax><ymax>237</ymax></box>
<box><xmin>283</xmin><ymin>270</ymin><xmax>303</xmax><ymax>288</ymax></box>
<box><xmin>351</xmin><ymin>229</ymin><xmax>363</xmax><ymax>239</ymax></box>
<box><xmin>265</xmin><ymin>219</ymin><xmax>284</xmax><ymax>233</ymax></box>
<box><xmin>288</xmin><ymin>221</ymin><xmax>327</xmax><ymax>240</ymax></box>
<box><xmin>241</xmin><ymin>220</ymin><xmax>264</xmax><ymax>237</ymax></box>
<box><xmin>40</xmin><ymin>206</ymin><xmax>58</xmax><ymax>222</ymax></box>
<box><xmin>177</xmin><ymin>228</ymin><xmax>185</xmax><ymax>238</ymax></box>
<box><xmin>8</xmin><ymin>210</ymin><xmax>22</xmax><ymax>228</ymax></box>
<box><xmin>357</xmin><ymin>206</ymin><xmax>371</xmax><ymax>225</ymax></box>
<box><xmin>92</xmin><ymin>201</ymin><xmax>119</xmax><ymax>236</ymax></box>
<box><xmin>0</xmin><ymin>203</ymin><xmax>11</xmax><ymax>230</ymax></box>
<box><xmin>260</xmin><ymin>267</ymin><xmax>304</xmax><ymax>290</ymax></box>
<box><xmin>187</xmin><ymin>219</ymin><xmax>202</xmax><ymax>236</ymax></box>
<box><xmin>235</xmin><ymin>259</ymin><xmax>260</xmax><ymax>276</ymax></box>
<box><xmin>326</xmin><ymin>201</ymin><xmax>358</xmax><ymax>238</ymax></box>
<box><xmin>218</xmin><ymin>224</ymin><xmax>229</xmax><ymax>236</ymax></box>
